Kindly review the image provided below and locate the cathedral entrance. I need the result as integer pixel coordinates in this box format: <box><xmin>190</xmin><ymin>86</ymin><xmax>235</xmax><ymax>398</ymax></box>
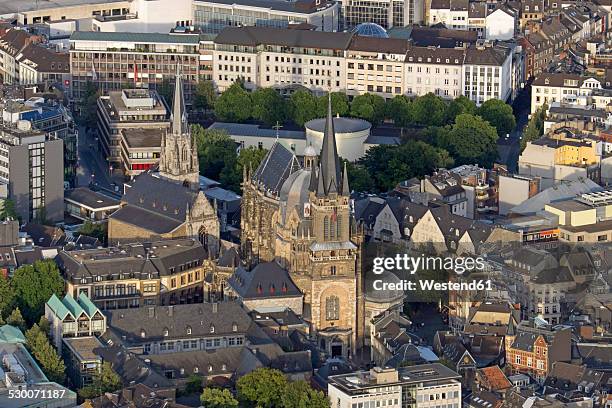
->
<box><xmin>331</xmin><ymin>343</ymin><xmax>343</xmax><ymax>357</ymax></box>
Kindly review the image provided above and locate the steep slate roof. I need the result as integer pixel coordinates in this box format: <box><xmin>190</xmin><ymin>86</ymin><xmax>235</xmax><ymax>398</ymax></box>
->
<box><xmin>252</xmin><ymin>142</ymin><xmax>301</xmax><ymax>196</ymax></box>
<box><xmin>228</xmin><ymin>261</ymin><xmax>302</xmax><ymax>299</ymax></box>
<box><xmin>105</xmin><ymin>302</ymin><xmax>252</xmax><ymax>344</ymax></box>
<box><xmin>214</xmin><ymin>26</ymin><xmax>354</xmax><ymax>50</ymax></box>
<box><xmin>16</xmin><ymin>43</ymin><xmax>69</xmax><ymax>73</ymax></box>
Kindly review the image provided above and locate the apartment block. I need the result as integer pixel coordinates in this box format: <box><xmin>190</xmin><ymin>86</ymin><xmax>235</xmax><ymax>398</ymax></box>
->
<box><xmin>328</xmin><ymin>365</ymin><xmax>462</xmax><ymax>408</ymax></box>
<box><xmin>96</xmin><ymin>88</ymin><xmax>169</xmax><ymax>165</ymax></box>
<box><xmin>212</xmin><ymin>26</ymin><xmax>513</xmax><ymax>104</ymax></box>
<box><xmin>0</xmin><ymin>123</ymin><xmax>64</xmax><ymax>222</ymax></box>
<box><xmin>69</xmin><ymin>31</ymin><xmax>200</xmax><ymax>102</ymax></box>
<box><xmin>531</xmin><ymin>73</ymin><xmax>607</xmax><ymax>114</ymax></box>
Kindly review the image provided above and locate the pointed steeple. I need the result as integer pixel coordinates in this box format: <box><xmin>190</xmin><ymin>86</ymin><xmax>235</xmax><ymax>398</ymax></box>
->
<box><xmin>341</xmin><ymin>161</ymin><xmax>349</xmax><ymax>196</ymax></box>
<box><xmin>171</xmin><ymin>68</ymin><xmax>187</xmax><ymax>136</ymax></box>
<box><xmin>319</xmin><ymin>93</ymin><xmax>341</xmax><ymax>196</ymax></box>
<box><xmin>316</xmin><ymin>163</ymin><xmax>326</xmax><ymax>197</ymax></box>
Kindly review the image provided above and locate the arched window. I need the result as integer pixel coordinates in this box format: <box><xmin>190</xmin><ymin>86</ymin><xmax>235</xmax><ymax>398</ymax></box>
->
<box><xmin>323</xmin><ymin>216</ymin><xmax>330</xmax><ymax>240</ymax></box>
<box><xmin>325</xmin><ymin>295</ymin><xmax>340</xmax><ymax>321</ymax></box>
<box><xmin>336</xmin><ymin>215</ymin><xmax>342</xmax><ymax>238</ymax></box>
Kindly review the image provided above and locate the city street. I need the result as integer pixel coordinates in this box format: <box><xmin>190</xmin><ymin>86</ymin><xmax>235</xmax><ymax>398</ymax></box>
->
<box><xmin>497</xmin><ymin>84</ymin><xmax>531</xmax><ymax>172</ymax></box>
<box><xmin>76</xmin><ymin>125</ymin><xmax>122</xmax><ymax>197</ymax></box>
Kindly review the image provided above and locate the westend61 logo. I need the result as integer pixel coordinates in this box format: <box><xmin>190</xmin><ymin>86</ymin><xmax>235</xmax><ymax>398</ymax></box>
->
<box><xmin>371</xmin><ymin>254</ymin><xmax>493</xmax><ymax>292</ymax></box>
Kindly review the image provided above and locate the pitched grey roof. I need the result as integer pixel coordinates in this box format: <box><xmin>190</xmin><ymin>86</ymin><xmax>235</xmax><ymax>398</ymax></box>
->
<box><xmin>105</xmin><ymin>301</ymin><xmax>252</xmax><ymax>344</ymax></box>
<box><xmin>252</xmin><ymin>142</ymin><xmax>301</xmax><ymax>196</ymax></box>
<box><xmin>110</xmin><ymin>205</ymin><xmax>182</xmax><ymax>234</ymax></box>
<box><xmin>215</xmin><ymin>26</ymin><xmax>354</xmax><ymax>50</ymax></box>
<box><xmin>228</xmin><ymin>261</ymin><xmax>302</xmax><ymax>299</ymax></box>
<box><xmin>64</xmin><ymin>187</ymin><xmax>120</xmax><ymax>210</ymax></box>
<box><xmin>57</xmin><ymin>238</ymin><xmax>207</xmax><ymax>282</ymax></box>
<box><xmin>70</xmin><ymin>31</ymin><xmax>199</xmax><ymax>45</ymax></box>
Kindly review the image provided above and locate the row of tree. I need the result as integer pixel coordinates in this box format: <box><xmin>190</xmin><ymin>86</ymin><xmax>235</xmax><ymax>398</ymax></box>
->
<box><xmin>197</xmin><ymin>368</ymin><xmax>328</xmax><ymax>408</ymax></box>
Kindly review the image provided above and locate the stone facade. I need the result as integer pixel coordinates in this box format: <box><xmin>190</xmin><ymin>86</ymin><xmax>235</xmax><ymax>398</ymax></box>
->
<box><xmin>240</xmin><ymin>97</ymin><xmax>365</xmax><ymax>357</ymax></box>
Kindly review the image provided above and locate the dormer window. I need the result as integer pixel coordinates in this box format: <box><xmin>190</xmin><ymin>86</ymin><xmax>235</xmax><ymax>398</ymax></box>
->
<box><xmin>232</xmin><ymin>323</ymin><xmax>238</xmax><ymax>332</ymax></box>
<box><xmin>186</xmin><ymin>326</ymin><xmax>192</xmax><ymax>335</ymax></box>
<box><xmin>141</xmin><ymin>329</ymin><xmax>146</xmax><ymax>338</ymax></box>
<box><xmin>222</xmin><ymin>364</ymin><xmax>227</xmax><ymax>371</ymax></box>
<box><xmin>194</xmin><ymin>367</ymin><xmax>199</xmax><ymax>373</ymax></box>
<box><xmin>208</xmin><ymin>365</ymin><xmax>213</xmax><ymax>372</ymax></box>
<box><xmin>210</xmin><ymin>324</ymin><xmax>215</xmax><ymax>333</ymax></box>
<box><xmin>163</xmin><ymin>328</ymin><xmax>169</xmax><ymax>337</ymax></box>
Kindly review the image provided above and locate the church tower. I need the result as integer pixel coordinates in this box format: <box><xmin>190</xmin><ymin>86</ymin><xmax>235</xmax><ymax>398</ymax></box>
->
<box><xmin>158</xmin><ymin>72</ymin><xmax>199</xmax><ymax>190</ymax></box>
<box><xmin>307</xmin><ymin>94</ymin><xmax>363</xmax><ymax>358</ymax></box>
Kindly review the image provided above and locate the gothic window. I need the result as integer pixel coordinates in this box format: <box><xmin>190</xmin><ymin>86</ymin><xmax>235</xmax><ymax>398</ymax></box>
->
<box><xmin>198</xmin><ymin>226</ymin><xmax>208</xmax><ymax>246</ymax></box>
<box><xmin>336</xmin><ymin>215</ymin><xmax>342</xmax><ymax>238</ymax></box>
<box><xmin>323</xmin><ymin>216</ymin><xmax>330</xmax><ymax>240</ymax></box>
<box><xmin>330</xmin><ymin>217</ymin><xmax>336</xmax><ymax>239</ymax></box>
<box><xmin>326</xmin><ymin>295</ymin><xmax>340</xmax><ymax>321</ymax></box>
<box><xmin>330</xmin><ymin>266</ymin><xmax>337</xmax><ymax>275</ymax></box>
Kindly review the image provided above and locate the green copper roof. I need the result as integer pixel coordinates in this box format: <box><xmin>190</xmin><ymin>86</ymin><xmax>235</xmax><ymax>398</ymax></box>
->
<box><xmin>62</xmin><ymin>294</ymin><xmax>85</xmax><ymax>318</ymax></box>
<box><xmin>78</xmin><ymin>292</ymin><xmax>101</xmax><ymax>317</ymax></box>
<box><xmin>46</xmin><ymin>293</ymin><xmax>72</xmax><ymax>320</ymax></box>
<box><xmin>0</xmin><ymin>325</ymin><xmax>26</xmax><ymax>343</ymax></box>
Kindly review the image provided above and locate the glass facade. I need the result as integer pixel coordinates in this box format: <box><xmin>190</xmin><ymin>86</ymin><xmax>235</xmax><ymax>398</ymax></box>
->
<box><xmin>194</xmin><ymin>5</ymin><xmax>308</xmax><ymax>34</ymax></box>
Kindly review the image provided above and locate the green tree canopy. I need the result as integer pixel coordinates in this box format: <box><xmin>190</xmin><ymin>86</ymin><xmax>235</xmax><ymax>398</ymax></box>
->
<box><xmin>0</xmin><ymin>199</ymin><xmax>19</xmax><ymax>221</ymax></box>
<box><xmin>281</xmin><ymin>380</ymin><xmax>329</xmax><ymax>408</ymax></box>
<box><xmin>11</xmin><ymin>260</ymin><xmax>65</xmax><ymax>324</ymax></box>
<box><xmin>0</xmin><ymin>274</ymin><xmax>13</xmax><ymax>319</ymax></box>
<box><xmin>251</xmin><ymin>88</ymin><xmax>287</xmax><ymax>126</ymax></box>
<box><xmin>317</xmin><ymin>92</ymin><xmax>349</xmax><ymax>117</ymax></box>
<box><xmin>238</xmin><ymin>146</ymin><xmax>268</xmax><ymax>177</ymax></box>
<box><xmin>412</xmin><ymin>93</ymin><xmax>448</xmax><ymax>126</ymax></box>
<box><xmin>194</xmin><ymin>126</ymin><xmax>238</xmax><ymax>181</ymax></box>
<box><xmin>350</xmin><ymin>93</ymin><xmax>386</xmax><ymax>125</ymax></box>
<box><xmin>200</xmin><ymin>388</ymin><xmax>239</xmax><ymax>408</ymax></box>
<box><xmin>438</xmin><ymin>113</ymin><xmax>499</xmax><ymax>167</ymax></box>
<box><xmin>520</xmin><ymin>105</ymin><xmax>546</xmax><ymax>152</ymax></box>
<box><xmin>214</xmin><ymin>82</ymin><xmax>251</xmax><ymax>122</ymax></box>
<box><xmin>25</xmin><ymin>324</ymin><xmax>65</xmax><ymax>384</ymax></box>
<box><xmin>194</xmin><ymin>80</ymin><xmax>217</xmax><ymax>111</ymax></box>
<box><xmin>444</xmin><ymin>96</ymin><xmax>476</xmax><ymax>124</ymax></box>
<box><xmin>477</xmin><ymin>99</ymin><xmax>516</xmax><ymax>137</ymax></box>
<box><xmin>236</xmin><ymin>368</ymin><xmax>288</xmax><ymax>407</ymax></box>
<box><xmin>360</xmin><ymin>142</ymin><xmax>451</xmax><ymax>191</ymax></box>
<box><xmin>345</xmin><ymin>161</ymin><xmax>376</xmax><ymax>193</ymax></box>
<box><xmin>76</xmin><ymin>221</ymin><xmax>107</xmax><ymax>245</ymax></box>
<box><xmin>290</xmin><ymin>90</ymin><xmax>319</xmax><ymax>126</ymax></box>
<box><xmin>81</xmin><ymin>81</ymin><xmax>100</xmax><ymax>130</ymax></box>
<box><xmin>6</xmin><ymin>307</ymin><xmax>25</xmax><ymax>331</ymax></box>
<box><xmin>385</xmin><ymin>95</ymin><xmax>413</xmax><ymax>127</ymax></box>
<box><xmin>78</xmin><ymin>362</ymin><xmax>122</xmax><ymax>399</ymax></box>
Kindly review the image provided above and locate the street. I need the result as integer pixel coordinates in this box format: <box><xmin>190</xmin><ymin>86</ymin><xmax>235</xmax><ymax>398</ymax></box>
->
<box><xmin>497</xmin><ymin>84</ymin><xmax>531</xmax><ymax>173</ymax></box>
<box><xmin>76</xmin><ymin>125</ymin><xmax>122</xmax><ymax>197</ymax></box>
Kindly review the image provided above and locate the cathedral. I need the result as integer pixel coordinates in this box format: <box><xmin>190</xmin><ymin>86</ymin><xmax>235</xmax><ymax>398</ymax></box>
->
<box><xmin>108</xmin><ymin>74</ymin><xmax>220</xmax><ymax>255</ymax></box>
<box><xmin>241</xmin><ymin>96</ymin><xmax>365</xmax><ymax>357</ymax></box>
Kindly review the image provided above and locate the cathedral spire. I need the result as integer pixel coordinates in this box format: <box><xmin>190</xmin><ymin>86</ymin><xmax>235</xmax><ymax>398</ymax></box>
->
<box><xmin>319</xmin><ymin>93</ymin><xmax>341</xmax><ymax>196</ymax></box>
<box><xmin>342</xmin><ymin>160</ymin><xmax>350</xmax><ymax>196</ymax></box>
<box><xmin>171</xmin><ymin>67</ymin><xmax>188</xmax><ymax>136</ymax></box>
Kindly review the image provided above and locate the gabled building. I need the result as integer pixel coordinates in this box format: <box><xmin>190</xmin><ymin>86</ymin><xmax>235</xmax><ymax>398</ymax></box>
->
<box><xmin>44</xmin><ymin>293</ymin><xmax>106</xmax><ymax>350</ymax></box>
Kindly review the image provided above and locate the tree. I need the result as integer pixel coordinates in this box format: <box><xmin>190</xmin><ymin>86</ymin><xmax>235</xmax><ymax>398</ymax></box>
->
<box><xmin>477</xmin><ymin>99</ymin><xmax>516</xmax><ymax>137</ymax></box>
<box><xmin>238</xmin><ymin>146</ymin><xmax>268</xmax><ymax>177</ymax></box>
<box><xmin>78</xmin><ymin>362</ymin><xmax>122</xmax><ymax>399</ymax></box>
<box><xmin>385</xmin><ymin>95</ymin><xmax>413</xmax><ymax>127</ymax></box>
<box><xmin>520</xmin><ymin>105</ymin><xmax>546</xmax><ymax>151</ymax></box>
<box><xmin>25</xmin><ymin>324</ymin><xmax>65</xmax><ymax>384</ymax></box>
<box><xmin>360</xmin><ymin>142</ymin><xmax>451</xmax><ymax>191</ymax></box>
<box><xmin>412</xmin><ymin>93</ymin><xmax>447</xmax><ymax>126</ymax></box>
<box><xmin>251</xmin><ymin>88</ymin><xmax>287</xmax><ymax>126</ymax></box>
<box><xmin>76</xmin><ymin>221</ymin><xmax>107</xmax><ymax>245</ymax></box>
<box><xmin>345</xmin><ymin>161</ymin><xmax>376</xmax><ymax>193</ymax></box>
<box><xmin>158</xmin><ymin>78</ymin><xmax>174</xmax><ymax>106</ymax></box>
<box><xmin>444</xmin><ymin>96</ymin><xmax>476</xmax><ymax>124</ymax></box>
<box><xmin>184</xmin><ymin>375</ymin><xmax>204</xmax><ymax>394</ymax></box>
<box><xmin>350</xmin><ymin>93</ymin><xmax>386</xmax><ymax>125</ymax></box>
<box><xmin>439</xmin><ymin>113</ymin><xmax>499</xmax><ymax>167</ymax></box>
<box><xmin>0</xmin><ymin>274</ymin><xmax>14</xmax><ymax>319</ymax></box>
<box><xmin>193</xmin><ymin>126</ymin><xmax>237</xmax><ymax>178</ymax></box>
<box><xmin>236</xmin><ymin>368</ymin><xmax>287</xmax><ymax>407</ymax></box>
<box><xmin>316</xmin><ymin>92</ymin><xmax>349</xmax><ymax>117</ymax></box>
<box><xmin>194</xmin><ymin>81</ymin><xmax>217</xmax><ymax>111</ymax></box>
<box><xmin>11</xmin><ymin>260</ymin><xmax>65</xmax><ymax>324</ymax></box>
<box><xmin>6</xmin><ymin>308</ymin><xmax>25</xmax><ymax>331</ymax></box>
<box><xmin>0</xmin><ymin>199</ymin><xmax>19</xmax><ymax>221</ymax></box>
<box><xmin>290</xmin><ymin>90</ymin><xmax>319</xmax><ymax>126</ymax></box>
<box><xmin>281</xmin><ymin>380</ymin><xmax>329</xmax><ymax>408</ymax></box>
<box><xmin>214</xmin><ymin>82</ymin><xmax>251</xmax><ymax>122</ymax></box>
<box><xmin>81</xmin><ymin>81</ymin><xmax>100</xmax><ymax>131</ymax></box>
<box><xmin>200</xmin><ymin>388</ymin><xmax>239</xmax><ymax>408</ymax></box>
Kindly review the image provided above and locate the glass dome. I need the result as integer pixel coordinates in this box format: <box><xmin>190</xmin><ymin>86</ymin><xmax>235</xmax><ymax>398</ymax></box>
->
<box><xmin>352</xmin><ymin>23</ymin><xmax>389</xmax><ymax>38</ymax></box>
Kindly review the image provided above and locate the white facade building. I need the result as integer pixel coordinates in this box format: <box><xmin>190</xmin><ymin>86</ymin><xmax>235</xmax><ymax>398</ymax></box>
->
<box><xmin>485</xmin><ymin>7</ymin><xmax>516</xmax><ymax>40</ymax></box>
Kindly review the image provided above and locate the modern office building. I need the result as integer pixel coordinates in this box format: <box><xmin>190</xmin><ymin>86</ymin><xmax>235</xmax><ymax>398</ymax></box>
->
<box><xmin>341</xmin><ymin>0</ymin><xmax>424</xmax><ymax>29</ymax></box>
<box><xmin>96</xmin><ymin>88</ymin><xmax>169</xmax><ymax>165</ymax></box>
<box><xmin>193</xmin><ymin>0</ymin><xmax>339</xmax><ymax>33</ymax></box>
<box><xmin>0</xmin><ymin>122</ymin><xmax>64</xmax><ymax>222</ymax></box>
<box><xmin>328</xmin><ymin>365</ymin><xmax>462</xmax><ymax>408</ymax></box>
<box><xmin>69</xmin><ymin>31</ymin><xmax>200</xmax><ymax>102</ymax></box>
<box><xmin>2</xmin><ymin>98</ymin><xmax>79</xmax><ymax>187</ymax></box>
